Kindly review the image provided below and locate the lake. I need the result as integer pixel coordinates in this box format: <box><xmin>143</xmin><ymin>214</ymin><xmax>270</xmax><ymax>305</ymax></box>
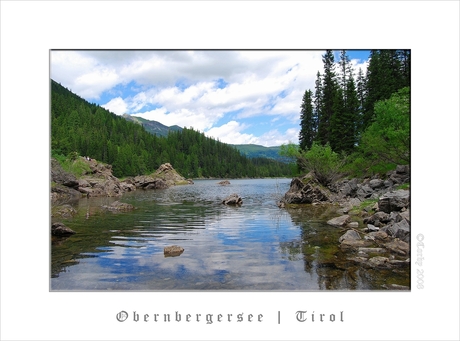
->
<box><xmin>51</xmin><ymin>178</ymin><xmax>410</xmax><ymax>290</ymax></box>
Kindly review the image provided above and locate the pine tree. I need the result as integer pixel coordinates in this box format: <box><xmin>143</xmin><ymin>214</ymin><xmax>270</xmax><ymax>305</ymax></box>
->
<box><xmin>356</xmin><ymin>67</ymin><xmax>366</xmax><ymax>136</ymax></box>
<box><xmin>317</xmin><ymin>50</ymin><xmax>338</xmax><ymax>146</ymax></box>
<box><xmin>299</xmin><ymin>89</ymin><xmax>315</xmax><ymax>150</ymax></box>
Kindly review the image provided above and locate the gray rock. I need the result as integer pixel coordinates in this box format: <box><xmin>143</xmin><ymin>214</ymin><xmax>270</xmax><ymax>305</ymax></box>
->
<box><xmin>164</xmin><ymin>245</ymin><xmax>184</xmax><ymax>257</ymax></box>
<box><xmin>283</xmin><ymin>174</ymin><xmax>331</xmax><ymax>204</ymax></box>
<box><xmin>378</xmin><ymin>189</ymin><xmax>410</xmax><ymax>213</ymax></box>
<box><xmin>367</xmin><ymin>256</ymin><xmax>391</xmax><ymax>268</ymax></box>
<box><xmin>369</xmin><ymin>179</ymin><xmax>383</xmax><ymax>189</ymax></box>
<box><xmin>340</xmin><ymin>239</ymin><xmax>374</xmax><ymax>250</ymax></box>
<box><xmin>356</xmin><ymin>184</ymin><xmax>374</xmax><ymax>199</ymax></box>
<box><xmin>327</xmin><ymin>215</ymin><xmax>351</xmax><ymax>227</ymax></box>
<box><xmin>366</xmin><ymin>224</ymin><xmax>380</xmax><ymax>232</ymax></box>
<box><xmin>396</xmin><ymin>165</ymin><xmax>409</xmax><ymax>174</ymax></box>
<box><xmin>387</xmin><ymin>219</ymin><xmax>410</xmax><ymax>242</ymax></box>
<box><xmin>339</xmin><ymin>229</ymin><xmax>361</xmax><ymax>243</ymax></box>
<box><xmin>51</xmin><ymin>158</ymin><xmax>79</xmax><ymax>188</ymax></box>
<box><xmin>358</xmin><ymin>247</ymin><xmax>386</xmax><ymax>254</ymax></box>
<box><xmin>222</xmin><ymin>193</ymin><xmax>243</xmax><ymax>206</ymax></box>
<box><xmin>384</xmin><ymin>239</ymin><xmax>410</xmax><ymax>256</ymax></box>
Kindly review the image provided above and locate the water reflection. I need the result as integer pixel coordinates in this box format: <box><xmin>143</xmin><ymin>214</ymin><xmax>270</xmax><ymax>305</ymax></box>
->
<box><xmin>51</xmin><ymin>179</ymin><xmax>409</xmax><ymax>290</ymax></box>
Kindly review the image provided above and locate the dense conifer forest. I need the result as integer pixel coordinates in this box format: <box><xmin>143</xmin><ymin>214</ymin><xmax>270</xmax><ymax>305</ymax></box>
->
<box><xmin>51</xmin><ymin>80</ymin><xmax>293</xmax><ymax>178</ymax></box>
<box><xmin>291</xmin><ymin>49</ymin><xmax>411</xmax><ymax>179</ymax></box>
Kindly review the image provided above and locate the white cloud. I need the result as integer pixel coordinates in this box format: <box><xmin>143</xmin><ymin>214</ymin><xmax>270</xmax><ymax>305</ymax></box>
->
<box><xmin>205</xmin><ymin>121</ymin><xmax>258</xmax><ymax>145</ymax></box>
<box><xmin>102</xmin><ymin>97</ymin><xmax>127</xmax><ymax>116</ymax></box>
<box><xmin>204</xmin><ymin>121</ymin><xmax>299</xmax><ymax>147</ymax></box>
<box><xmin>50</xmin><ymin>50</ymin><xmax>366</xmax><ymax>145</ymax></box>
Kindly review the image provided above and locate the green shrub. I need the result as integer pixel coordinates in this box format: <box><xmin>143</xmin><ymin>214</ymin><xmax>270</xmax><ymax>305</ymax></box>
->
<box><xmin>280</xmin><ymin>142</ymin><xmax>345</xmax><ymax>186</ymax></box>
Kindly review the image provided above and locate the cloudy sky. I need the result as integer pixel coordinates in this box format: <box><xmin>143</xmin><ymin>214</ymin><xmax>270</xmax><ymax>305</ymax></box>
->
<box><xmin>50</xmin><ymin>50</ymin><xmax>369</xmax><ymax>147</ymax></box>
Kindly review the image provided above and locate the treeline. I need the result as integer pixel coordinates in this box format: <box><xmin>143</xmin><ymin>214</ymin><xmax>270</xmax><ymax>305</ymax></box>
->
<box><xmin>299</xmin><ymin>50</ymin><xmax>410</xmax><ymax>154</ymax></box>
<box><xmin>291</xmin><ymin>50</ymin><xmax>410</xmax><ymax>180</ymax></box>
<box><xmin>51</xmin><ymin>80</ymin><xmax>292</xmax><ymax>179</ymax></box>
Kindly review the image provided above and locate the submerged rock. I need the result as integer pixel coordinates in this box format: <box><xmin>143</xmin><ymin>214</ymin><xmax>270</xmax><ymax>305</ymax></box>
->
<box><xmin>218</xmin><ymin>180</ymin><xmax>231</xmax><ymax>186</ymax></box>
<box><xmin>102</xmin><ymin>200</ymin><xmax>134</xmax><ymax>211</ymax></box>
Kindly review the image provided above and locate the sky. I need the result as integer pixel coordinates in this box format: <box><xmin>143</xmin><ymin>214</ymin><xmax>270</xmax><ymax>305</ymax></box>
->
<box><xmin>50</xmin><ymin>50</ymin><xmax>369</xmax><ymax>147</ymax></box>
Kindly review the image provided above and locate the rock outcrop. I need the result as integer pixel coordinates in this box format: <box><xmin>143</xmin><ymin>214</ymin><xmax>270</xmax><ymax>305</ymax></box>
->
<box><xmin>283</xmin><ymin>172</ymin><xmax>332</xmax><ymax>204</ymax></box>
<box><xmin>152</xmin><ymin>163</ymin><xmax>193</xmax><ymax>186</ymax></box>
<box><xmin>51</xmin><ymin>158</ymin><xmax>193</xmax><ymax>204</ymax></box>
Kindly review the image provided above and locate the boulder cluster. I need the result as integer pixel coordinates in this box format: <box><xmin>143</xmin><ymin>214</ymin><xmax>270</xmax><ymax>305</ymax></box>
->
<box><xmin>281</xmin><ymin>165</ymin><xmax>411</xmax><ymax>271</ymax></box>
<box><xmin>51</xmin><ymin>158</ymin><xmax>192</xmax><ymax>204</ymax></box>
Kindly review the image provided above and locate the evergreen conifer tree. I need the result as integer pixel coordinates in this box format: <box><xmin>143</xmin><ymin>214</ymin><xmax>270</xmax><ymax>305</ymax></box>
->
<box><xmin>298</xmin><ymin>89</ymin><xmax>315</xmax><ymax>150</ymax></box>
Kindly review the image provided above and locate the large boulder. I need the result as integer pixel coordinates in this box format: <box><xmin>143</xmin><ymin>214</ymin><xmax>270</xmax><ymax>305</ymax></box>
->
<box><xmin>152</xmin><ymin>163</ymin><xmax>191</xmax><ymax>186</ymax></box>
<box><xmin>283</xmin><ymin>173</ymin><xmax>331</xmax><ymax>204</ymax></box>
<box><xmin>133</xmin><ymin>175</ymin><xmax>169</xmax><ymax>189</ymax></box>
<box><xmin>378</xmin><ymin>189</ymin><xmax>410</xmax><ymax>213</ymax></box>
<box><xmin>339</xmin><ymin>229</ymin><xmax>361</xmax><ymax>243</ymax></box>
<box><xmin>385</xmin><ymin>219</ymin><xmax>410</xmax><ymax>243</ymax></box>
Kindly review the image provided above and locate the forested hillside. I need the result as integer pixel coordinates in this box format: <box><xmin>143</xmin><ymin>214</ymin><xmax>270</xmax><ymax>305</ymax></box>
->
<box><xmin>51</xmin><ymin>80</ymin><xmax>292</xmax><ymax>178</ymax></box>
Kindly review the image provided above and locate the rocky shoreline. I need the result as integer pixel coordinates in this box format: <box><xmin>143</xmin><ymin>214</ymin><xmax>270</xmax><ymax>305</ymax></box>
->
<box><xmin>279</xmin><ymin>165</ymin><xmax>410</xmax><ymax>276</ymax></box>
<box><xmin>51</xmin><ymin>157</ymin><xmax>193</xmax><ymax>235</ymax></box>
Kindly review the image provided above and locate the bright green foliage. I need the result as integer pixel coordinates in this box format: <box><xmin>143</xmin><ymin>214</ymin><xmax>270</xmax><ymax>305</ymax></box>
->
<box><xmin>52</xmin><ymin>150</ymin><xmax>91</xmax><ymax>177</ymax></box>
<box><xmin>359</xmin><ymin>87</ymin><xmax>410</xmax><ymax>166</ymax></box>
<box><xmin>280</xmin><ymin>142</ymin><xmax>345</xmax><ymax>186</ymax></box>
<box><xmin>363</xmin><ymin>50</ymin><xmax>411</xmax><ymax>130</ymax></box>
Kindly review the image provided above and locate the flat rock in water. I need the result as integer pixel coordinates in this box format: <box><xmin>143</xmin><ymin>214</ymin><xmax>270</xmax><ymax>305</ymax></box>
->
<box><xmin>327</xmin><ymin>215</ymin><xmax>351</xmax><ymax>227</ymax></box>
<box><xmin>164</xmin><ymin>245</ymin><xmax>184</xmax><ymax>257</ymax></box>
<box><xmin>339</xmin><ymin>229</ymin><xmax>361</xmax><ymax>243</ymax></box>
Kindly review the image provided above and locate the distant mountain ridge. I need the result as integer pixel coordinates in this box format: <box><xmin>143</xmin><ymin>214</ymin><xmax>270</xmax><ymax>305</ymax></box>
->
<box><xmin>233</xmin><ymin>144</ymin><xmax>293</xmax><ymax>163</ymax></box>
<box><xmin>122</xmin><ymin>114</ymin><xmax>182</xmax><ymax>137</ymax></box>
<box><xmin>121</xmin><ymin>115</ymin><xmax>291</xmax><ymax>162</ymax></box>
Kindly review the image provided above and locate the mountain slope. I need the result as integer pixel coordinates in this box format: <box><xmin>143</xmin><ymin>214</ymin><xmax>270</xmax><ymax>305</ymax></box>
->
<box><xmin>122</xmin><ymin>114</ymin><xmax>182</xmax><ymax>137</ymax></box>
